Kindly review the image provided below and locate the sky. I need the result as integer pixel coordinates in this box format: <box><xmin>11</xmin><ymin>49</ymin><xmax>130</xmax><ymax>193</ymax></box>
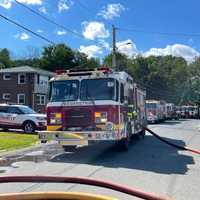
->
<box><xmin>0</xmin><ymin>0</ymin><xmax>200</xmax><ymax>62</ymax></box>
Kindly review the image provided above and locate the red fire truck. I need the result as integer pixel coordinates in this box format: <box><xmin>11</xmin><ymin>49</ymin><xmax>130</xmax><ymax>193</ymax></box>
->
<box><xmin>146</xmin><ymin>100</ymin><xmax>165</xmax><ymax>123</ymax></box>
<box><xmin>39</xmin><ymin>68</ymin><xmax>147</xmax><ymax>150</ymax></box>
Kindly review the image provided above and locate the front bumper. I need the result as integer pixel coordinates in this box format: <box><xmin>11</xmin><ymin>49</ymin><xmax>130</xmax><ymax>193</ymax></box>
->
<box><xmin>147</xmin><ymin>117</ymin><xmax>157</xmax><ymax>124</ymax></box>
<box><xmin>38</xmin><ymin>130</ymin><xmax>119</xmax><ymax>146</ymax></box>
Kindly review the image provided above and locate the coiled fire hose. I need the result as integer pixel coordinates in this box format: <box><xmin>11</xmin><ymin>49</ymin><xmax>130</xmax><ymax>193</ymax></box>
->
<box><xmin>144</xmin><ymin>127</ymin><xmax>200</xmax><ymax>155</ymax></box>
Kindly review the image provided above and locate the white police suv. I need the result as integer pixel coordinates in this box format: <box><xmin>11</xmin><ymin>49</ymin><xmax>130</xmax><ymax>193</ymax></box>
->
<box><xmin>0</xmin><ymin>104</ymin><xmax>46</xmax><ymax>133</ymax></box>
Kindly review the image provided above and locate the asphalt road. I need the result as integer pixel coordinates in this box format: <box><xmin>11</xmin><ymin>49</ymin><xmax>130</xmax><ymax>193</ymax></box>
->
<box><xmin>0</xmin><ymin>119</ymin><xmax>200</xmax><ymax>200</ymax></box>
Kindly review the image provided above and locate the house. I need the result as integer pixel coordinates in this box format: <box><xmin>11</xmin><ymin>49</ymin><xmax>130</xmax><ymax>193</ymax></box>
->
<box><xmin>0</xmin><ymin>66</ymin><xmax>54</xmax><ymax>113</ymax></box>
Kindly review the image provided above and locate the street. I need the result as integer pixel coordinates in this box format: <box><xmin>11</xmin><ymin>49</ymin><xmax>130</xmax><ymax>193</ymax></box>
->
<box><xmin>0</xmin><ymin>119</ymin><xmax>200</xmax><ymax>200</ymax></box>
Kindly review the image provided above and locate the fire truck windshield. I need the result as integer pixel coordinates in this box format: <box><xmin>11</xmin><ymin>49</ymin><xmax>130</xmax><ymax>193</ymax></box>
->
<box><xmin>80</xmin><ymin>78</ymin><xmax>115</xmax><ymax>101</ymax></box>
<box><xmin>146</xmin><ymin>103</ymin><xmax>157</xmax><ymax>109</ymax></box>
<box><xmin>50</xmin><ymin>80</ymin><xmax>79</xmax><ymax>102</ymax></box>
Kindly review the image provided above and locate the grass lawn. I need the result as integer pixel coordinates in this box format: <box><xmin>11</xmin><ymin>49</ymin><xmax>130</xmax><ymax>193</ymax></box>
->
<box><xmin>0</xmin><ymin>132</ymin><xmax>38</xmax><ymax>152</ymax></box>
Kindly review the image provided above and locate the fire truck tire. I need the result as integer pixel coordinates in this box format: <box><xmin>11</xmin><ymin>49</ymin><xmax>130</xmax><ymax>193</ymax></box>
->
<box><xmin>2</xmin><ymin>128</ymin><xmax>9</xmax><ymax>131</ymax></box>
<box><xmin>41</xmin><ymin>140</ymin><xmax>47</xmax><ymax>144</ymax></box>
<box><xmin>63</xmin><ymin>146</ymin><xmax>77</xmax><ymax>152</ymax></box>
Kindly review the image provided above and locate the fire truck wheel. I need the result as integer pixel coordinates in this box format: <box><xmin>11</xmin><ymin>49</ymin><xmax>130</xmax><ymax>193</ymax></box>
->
<box><xmin>62</xmin><ymin>146</ymin><xmax>77</xmax><ymax>152</ymax></box>
<box><xmin>2</xmin><ymin>128</ymin><xmax>9</xmax><ymax>131</ymax></box>
<box><xmin>41</xmin><ymin>140</ymin><xmax>47</xmax><ymax>144</ymax></box>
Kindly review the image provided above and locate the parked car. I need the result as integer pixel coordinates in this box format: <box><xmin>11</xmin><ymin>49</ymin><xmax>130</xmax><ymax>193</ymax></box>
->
<box><xmin>0</xmin><ymin>104</ymin><xmax>46</xmax><ymax>133</ymax></box>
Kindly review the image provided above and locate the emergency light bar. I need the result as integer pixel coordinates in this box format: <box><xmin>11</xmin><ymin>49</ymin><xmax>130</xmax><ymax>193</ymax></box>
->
<box><xmin>55</xmin><ymin>67</ymin><xmax>113</xmax><ymax>76</ymax></box>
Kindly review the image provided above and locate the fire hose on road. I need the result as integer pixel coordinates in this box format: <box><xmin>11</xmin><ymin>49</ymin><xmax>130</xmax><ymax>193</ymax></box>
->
<box><xmin>0</xmin><ymin>128</ymin><xmax>199</xmax><ymax>200</ymax></box>
<box><xmin>144</xmin><ymin>127</ymin><xmax>200</xmax><ymax>155</ymax></box>
<box><xmin>0</xmin><ymin>176</ymin><xmax>174</xmax><ymax>200</ymax></box>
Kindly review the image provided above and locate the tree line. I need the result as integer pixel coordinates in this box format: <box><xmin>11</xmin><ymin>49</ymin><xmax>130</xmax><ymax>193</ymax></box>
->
<box><xmin>1</xmin><ymin>43</ymin><xmax>200</xmax><ymax>105</ymax></box>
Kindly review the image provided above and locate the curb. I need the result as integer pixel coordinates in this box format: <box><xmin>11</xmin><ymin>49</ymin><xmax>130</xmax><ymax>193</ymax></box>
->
<box><xmin>0</xmin><ymin>158</ymin><xmax>7</xmax><ymax>165</ymax></box>
<box><xmin>0</xmin><ymin>142</ymin><xmax>56</xmax><ymax>166</ymax></box>
<box><xmin>0</xmin><ymin>141</ymin><xmax>55</xmax><ymax>160</ymax></box>
<box><xmin>0</xmin><ymin>143</ymin><xmax>42</xmax><ymax>157</ymax></box>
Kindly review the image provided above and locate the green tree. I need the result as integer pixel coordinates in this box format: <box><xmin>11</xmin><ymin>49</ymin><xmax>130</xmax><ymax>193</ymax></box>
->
<box><xmin>39</xmin><ymin>44</ymin><xmax>100</xmax><ymax>71</ymax></box>
<box><xmin>40</xmin><ymin>44</ymin><xmax>75</xmax><ymax>71</ymax></box>
<box><xmin>186</xmin><ymin>57</ymin><xmax>200</xmax><ymax>104</ymax></box>
<box><xmin>73</xmin><ymin>51</ymin><xmax>99</xmax><ymax>69</ymax></box>
<box><xmin>14</xmin><ymin>58</ymin><xmax>41</xmax><ymax>68</ymax></box>
<box><xmin>0</xmin><ymin>48</ymin><xmax>12</xmax><ymax>68</ymax></box>
<box><xmin>103</xmin><ymin>52</ymin><xmax>131</xmax><ymax>71</ymax></box>
<box><xmin>104</xmin><ymin>53</ymin><xmax>191</xmax><ymax>104</ymax></box>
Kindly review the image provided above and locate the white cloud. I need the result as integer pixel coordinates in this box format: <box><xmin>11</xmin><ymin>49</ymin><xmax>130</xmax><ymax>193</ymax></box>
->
<box><xmin>57</xmin><ymin>30</ymin><xmax>67</xmax><ymax>35</ymax></box>
<box><xmin>14</xmin><ymin>32</ymin><xmax>31</xmax><ymax>40</ymax></box>
<box><xmin>79</xmin><ymin>45</ymin><xmax>102</xmax><ymax>58</ymax></box>
<box><xmin>18</xmin><ymin>0</ymin><xmax>42</xmax><ymax>5</ymax></box>
<box><xmin>38</xmin><ymin>6</ymin><xmax>47</xmax><ymax>14</ymax></box>
<box><xmin>0</xmin><ymin>0</ymin><xmax>12</xmax><ymax>9</ymax></box>
<box><xmin>143</xmin><ymin>44</ymin><xmax>199</xmax><ymax>62</ymax></box>
<box><xmin>114</xmin><ymin>40</ymin><xmax>199</xmax><ymax>62</ymax></box>
<box><xmin>116</xmin><ymin>39</ymin><xmax>138</xmax><ymax>58</ymax></box>
<box><xmin>58</xmin><ymin>0</ymin><xmax>73</xmax><ymax>13</ymax></box>
<box><xmin>37</xmin><ymin>29</ymin><xmax>44</xmax><ymax>33</ymax></box>
<box><xmin>0</xmin><ymin>0</ymin><xmax>42</xmax><ymax>9</ymax></box>
<box><xmin>98</xmin><ymin>3</ymin><xmax>125</xmax><ymax>20</ymax></box>
<box><xmin>82</xmin><ymin>21</ymin><xmax>109</xmax><ymax>40</ymax></box>
<box><xmin>98</xmin><ymin>39</ymin><xmax>109</xmax><ymax>49</ymax></box>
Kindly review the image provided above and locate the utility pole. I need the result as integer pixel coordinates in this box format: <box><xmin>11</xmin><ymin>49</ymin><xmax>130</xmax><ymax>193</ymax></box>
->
<box><xmin>112</xmin><ymin>25</ymin><xmax>117</xmax><ymax>70</ymax></box>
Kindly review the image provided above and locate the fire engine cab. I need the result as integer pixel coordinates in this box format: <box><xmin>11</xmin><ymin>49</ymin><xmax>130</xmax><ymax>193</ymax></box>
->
<box><xmin>39</xmin><ymin>67</ymin><xmax>147</xmax><ymax>150</ymax></box>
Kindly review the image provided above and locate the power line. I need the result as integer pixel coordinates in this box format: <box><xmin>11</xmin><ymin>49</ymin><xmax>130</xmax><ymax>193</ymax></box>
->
<box><xmin>139</xmin><ymin>84</ymin><xmax>178</xmax><ymax>99</ymax></box>
<box><xmin>75</xmin><ymin>1</ymin><xmax>200</xmax><ymax>39</ymax></box>
<box><xmin>14</xmin><ymin>0</ymin><xmax>108</xmax><ymax>50</ymax></box>
<box><xmin>118</xmin><ymin>27</ymin><xmax>200</xmax><ymax>38</ymax></box>
<box><xmin>147</xmin><ymin>89</ymin><xmax>177</xmax><ymax>99</ymax></box>
<box><xmin>76</xmin><ymin>0</ymin><xmax>91</xmax><ymax>13</ymax></box>
<box><xmin>14</xmin><ymin>0</ymin><xmax>84</xmax><ymax>39</ymax></box>
<box><xmin>135</xmin><ymin>79</ymin><xmax>179</xmax><ymax>98</ymax></box>
<box><xmin>75</xmin><ymin>0</ymin><xmax>113</xmax><ymax>27</ymax></box>
<box><xmin>0</xmin><ymin>13</ymin><xmax>55</xmax><ymax>44</ymax></box>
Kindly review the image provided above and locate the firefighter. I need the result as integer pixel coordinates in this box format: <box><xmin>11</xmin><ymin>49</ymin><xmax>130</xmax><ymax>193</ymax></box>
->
<box><xmin>128</xmin><ymin>104</ymin><xmax>145</xmax><ymax>139</ymax></box>
<box><xmin>128</xmin><ymin>105</ymin><xmax>137</xmax><ymax>120</ymax></box>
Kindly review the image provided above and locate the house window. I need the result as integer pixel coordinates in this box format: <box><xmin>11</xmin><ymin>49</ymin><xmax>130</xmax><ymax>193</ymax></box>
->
<box><xmin>2</xmin><ymin>93</ymin><xmax>11</xmax><ymax>100</ymax></box>
<box><xmin>38</xmin><ymin>75</ymin><xmax>48</xmax><ymax>86</ymax></box>
<box><xmin>3</xmin><ymin>73</ymin><xmax>11</xmax><ymax>80</ymax></box>
<box><xmin>18</xmin><ymin>73</ymin><xmax>26</xmax><ymax>84</ymax></box>
<box><xmin>17</xmin><ymin>94</ymin><xmax>25</xmax><ymax>104</ymax></box>
<box><xmin>36</xmin><ymin>94</ymin><xmax>46</xmax><ymax>105</ymax></box>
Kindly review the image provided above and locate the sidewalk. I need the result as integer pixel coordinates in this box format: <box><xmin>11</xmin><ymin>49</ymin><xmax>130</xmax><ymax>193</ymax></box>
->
<box><xmin>0</xmin><ymin>142</ymin><xmax>55</xmax><ymax>166</ymax></box>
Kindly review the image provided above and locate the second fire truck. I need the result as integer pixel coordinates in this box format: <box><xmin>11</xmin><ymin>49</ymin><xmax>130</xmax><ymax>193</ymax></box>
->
<box><xmin>39</xmin><ymin>68</ymin><xmax>147</xmax><ymax>150</ymax></box>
